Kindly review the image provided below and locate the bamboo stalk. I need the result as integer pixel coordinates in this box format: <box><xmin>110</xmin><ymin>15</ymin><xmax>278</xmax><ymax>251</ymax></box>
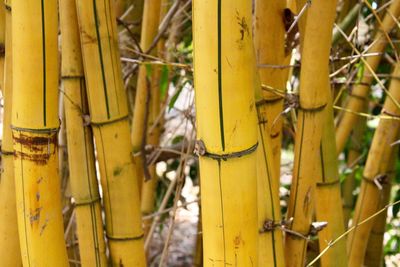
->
<box><xmin>0</xmin><ymin>0</ymin><xmax>4</xmax><ymax>93</ymax></box>
<box><xmin>11</xmin><ymin>0</ymin><xmax>68</xmax><ymax>265</ymax></box>
<box><xmin>347</xmin><ymin>62</ymin><xmax>400</xmax><ymax>267</ymax></box>
<box><xmin>335</xmin><ymin>0</ymin><xmax>400</xmax><ymax>154</ymax></box>
<box><xmin>315</xmin><ymin>98</ymin><xmax>347</xmax><ymax>267</ymax></box>
<box><xmin>131</xmin><ymin>0</ymin><xmax>162</xmax><ymax>194</ymax></box>
<box><xmin>75</xmin><ymin>1</ymin><xmax>146</xmax><ymax>265</ymax></box>
<box><xmin>254</xmin><ymin>0</ymin><xmax>286</xmax><ymax>181</ymax></box>
<box><xmin>60</xmin><ymin>0</ymin><xmax>108</xmax><ymax>266</ymax></box>
<box><xmin>284</xmin><ymin>1</ymin><xmax>337</xmax><ymax>266</ymax></box>
<box><xmin>193</xmin><ymin>0</ymin><xmax>259</xmax><ymax>265</ymax></box>
<box><xmin>342</xmin><ymin>110</ymin><xmax>367</xmax><ymax>226</ymax></box>
<box><xmin>0</xmin><ymin>1</ymin><xmax>22</xmax><ymax>265</ymax></box>
<box><xmin>364</xmin><ymin>155</ymin><xmax>395</xmax><ymax>267</ymax></box>
<box><xmin>255</xmin><ymin>74</ymin><xmax>285</xmax><ymax>266</ymax></box>
<box><xmin>141</xmin><ymin>0</ymin><xmax>168</xmax><ymax>235</ymax></box>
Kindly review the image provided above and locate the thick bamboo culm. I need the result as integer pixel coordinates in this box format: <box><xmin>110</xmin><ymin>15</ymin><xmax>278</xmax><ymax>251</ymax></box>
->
<box><xmin>254</xmin><ymin>0</ymin><xmax>286</xmax><ymax>180</ymax></box>
<box><xmin>364</xmin><ymin>152</ymin><xmax>396</xmax><ymax>266</ymax></box>
<box><xmin>60</xmin><ymin>0</ymin><xmax>108</xmax><ymax>266</ymax></box>
<box><xmin>131</xmin><ymin>0</ymin><xmax>161</xmax><ymax>194</ymax></box>
<box><xmin>11</xmin><ymin>0</ymin><xmax>68</xmax><ymax>265</ymax></box>
<box><xmin>284</xmin><ymin>1</ymin><xmax>337</xmax><ymax>266</ymax></box>
<box><xmin>315</xmin><ymin>99</ymin><xmax>347</xmax><ymax>266</ymax></box>
<box><xmin>193</xmin><ymin>0</ymin><xmax>259</xmax><ymax>265</ymax></box>
<box><xmin>335</xmin><ymin>0</ymin><xmax>400</xmax><ymax>154</ymax></box>
<box><xmin>75</xmin><ymin>1</ymin><xmax>146</xmax><ymax>266</ymax></box>
<box><xmin>347</xmin><ymin>63</ymin><xmax>400</xmax><ymax>266</ymax></box>
<box><xmin>0</xmin><ymin>1</ymin><xmax>22</xmax><ymax>265</ymax></box>
<box><xmin>255</xmin><ymin>74</ymin><xmax>285</xmax><ymax>266</ymax></box>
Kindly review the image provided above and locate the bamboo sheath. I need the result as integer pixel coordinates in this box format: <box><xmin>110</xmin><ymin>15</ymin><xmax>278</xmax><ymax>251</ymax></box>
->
<box><xmin>347</xmin><ymin>63</ymin><xmax>400</xmax><ymax>267</ymax></box>
<box><xmin>284</xmin><ymin>1</ymin><xmax>337</xmax><ymax>266</ymax></box>
<box><xmin>255</xmin><ymin>72</ymin><xmax>285</xmax><ymax>266</ymax></box>
<box><xmin>254</xmin><ymin>0</ymin><xmax>286</xmax><ymax>181</ymax></box>
<box><xmin>131</xmin><ymin>0</ymin><xmax>161</xmax><ymax>194</ymax></box>
<box><xmin>193</xmin><ymin>0</ymin><xmax>259</xmax><ymax>265</ymax></box>
<box><xmin>75</xmin><ymin>1</ymin><xmax>146</xmax><ymax>266</ymax></box>
<box><xmin>0</xmin><ymin>1</ymin><xmax>22</xmax><ymax>265</ymax></box>
<box><xmin>315</xmin><ymin>98</ymin><xmax>347</xmax><ymax>267</ymax></box>
<box><xmin>60</xmin><ymin>0</ymin><xmax>108</xmax><ymax>266</ymax></box>
<box><xmin>335</xmin><ymin>0</ymin><xmax>400</xmax><ymax>154</ymax></box>
<box><xmin>11</xmin><ymin>0</ymin><xmax>68</xmax><ymax>265</ymax></box>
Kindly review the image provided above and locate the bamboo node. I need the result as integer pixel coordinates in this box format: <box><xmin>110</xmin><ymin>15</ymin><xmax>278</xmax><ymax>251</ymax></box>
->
<box><xmin>106</xmin><ymin>233</ymin><xmax>144</xmax><ymax>242</ymax></box>
<box><xmin>194</xmin><ymin>140</ymin><xmax>258</xmax><ymax>161</ymax></box>
<box><xmin>363</xmin><ymin>174</ymin><xmax>389</xmax><ymax>190</ymax></box>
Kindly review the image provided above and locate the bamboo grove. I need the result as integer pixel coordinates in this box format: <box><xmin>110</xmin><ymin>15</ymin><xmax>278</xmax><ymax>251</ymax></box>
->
<box><xmin>0</xmin><ymin>0</ymin><xmax>399</xmax><ymax>266</ymax></box>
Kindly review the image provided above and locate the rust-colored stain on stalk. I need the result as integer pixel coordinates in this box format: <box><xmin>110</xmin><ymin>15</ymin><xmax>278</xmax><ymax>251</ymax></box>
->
<box><xmin>12</xmin><ymin>132</ymin><xmax>57</xmax><ymax>165</ymax></box>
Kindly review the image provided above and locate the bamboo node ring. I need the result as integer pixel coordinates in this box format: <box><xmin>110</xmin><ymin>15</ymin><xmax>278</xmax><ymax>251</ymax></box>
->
<box><xmin>194</xmin><ymin>140</ymin><xmax>258</xmax><ymax>161</ymax></box>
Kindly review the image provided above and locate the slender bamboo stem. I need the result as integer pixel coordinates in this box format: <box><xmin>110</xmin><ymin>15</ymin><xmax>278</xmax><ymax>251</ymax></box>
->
<box><xmin>60</xmin><ymin>0</ymin><xmax>108</xmax><ymax>265</ymax></box>
<box><xmin>315</xmin><ymin>98</ymin><xmax>347</xmax><ymax>266</ymax></box>
<box><xmin>347</xmin><ymin>62</ymin><xmax>400</xmax><ymax>267</ymax></box>
<box><xmin>75</xmin><ymin>1</ymin><xmax>146</xmax><ymax>265</ymax></box>
<box><xmin>0</xmin><ymin>1</ymin><xmax>22</xmax><ymax>265</ymax></box>
<box><xmin>193</xmin><ymin>0</ymin><xmax>259</xmax><ymax>265</ymax></box>
<box><xmin>254</xmin><ymin>0</ymin><xmax>286</xmax><ymax>181</ymax></box>
<box><xmin>285</xmin><ymin>1</ymin><xmax>337</xmax><ymax>266</ymax></box>
<box><xmin>342</xmin><ymin>110</ymin><xmax>367</xmax><ymax>226</ymax></box>
<box><xmin>12</xmin><ymin>0</ymin><xmax>68</xmax><ymax>265</ymax></box>
<box><xmin>335</xmin><ymin>0</ymin><xmax>400</xmax><ymax>154</ymax></box>
<box><xmin>364</xmin><ymin>153</ymin><xmax>395</xmax><ymax>266</ymax></box>
<box><xmin>131</xmin><ymin>0</ymin><xmax>162</xmax><ymax>195</ymax></box>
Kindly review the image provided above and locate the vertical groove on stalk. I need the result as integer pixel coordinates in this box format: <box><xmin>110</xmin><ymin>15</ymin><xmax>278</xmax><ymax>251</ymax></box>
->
<box><xmin>217</xmin><ymin>0</ymin><xmax>225</xmax><ymax>151</ymax></box>
<box><xmin>93</xmin><ymin>0</ymin><xmax>111</xmax><ymax>118</ymax></box>
<box><xmin>40</xmin><ymin>0</ymin><xmax>46</xmax><ymax>126</ymax></box>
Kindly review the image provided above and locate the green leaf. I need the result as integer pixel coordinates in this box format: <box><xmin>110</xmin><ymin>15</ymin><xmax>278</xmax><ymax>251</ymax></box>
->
<box><xmin>160</xmin><ymin>65</ymin><xmax>169</xmax><ymax>99</ymax></box>
<box><xmin>356</xmin><ymin>62</ymin><xmax>365</xmax><ymax>83</ymax></box>
<box><xmin>168</xmin><ymin>86</ymin><xmax>183</xmax><ymax>111</ymax></box>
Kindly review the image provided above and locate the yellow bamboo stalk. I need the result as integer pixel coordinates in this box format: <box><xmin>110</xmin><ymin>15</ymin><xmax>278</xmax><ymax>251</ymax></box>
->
<box><xmin>131</xmin><ymin>0</ymin><xmax>161</xmax><ymax>194</ymax></box>
<box><xmin>11</xmin><ymin>0</ymin><xmax>68</xmax><ymax>265</ymax></box>
<box><xmin>60</xmin><ymin>0</ymin><xmax>108</xmax><ymax>266</ymax></box>
<box><xmin>254</xmin><ymin>0</ymin><xmax>286</xmax><ymax>180</ymax></box>
<box><xmin>0</xmin><ymin>1</ymin><xmax>22</xmax><ymax>265</ymax></box>
<box><xmin>342</xmin><ymin>110</ymin><xmax>366</xmax><ymax>226</ymax></box>
<box><xmin>315</xmin><ymin>98</ymin><xmax>347</xmax><ymax>267</ymax></box>
<box><xmin>255</xmin><ymin>74</ymin><xmax>285</xmax><ymax>266</ymax></box>
<box><xmin>347</xmin><ymin>63</ymin><xmax>400</xmax><ymax>266</ymax></box>
<box><xmin>335</xmin><ymin>0</ymin><xmax>400</xmax><ymax>153</ymax></box>
<box><xmin>75</xmin><ymin>1</ymin><xmax>146</xmax><ymax>265</ymax></box>
<box><xmin>141</xmin><ymin>1</ymin><xmax>168</xmax><ymax>240</ymax></box>
<box><xmin>364</xmin><ymin>155</ymin><xmax>395</xmax><ymax>267</ymax></box>
<box><xmin>0</xmin><ymin>0</ymin><xmax>4</xmax><ymax>93</ymax></box>
<box><xmin>193</xmin><ymin>1</ymin><xmax>258</xmax><ymax>265</ymax></box>
<box><xmin>285</xmin><ymin>1</ymin><xmax>337</xmax><ymax>266</ymax></box>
